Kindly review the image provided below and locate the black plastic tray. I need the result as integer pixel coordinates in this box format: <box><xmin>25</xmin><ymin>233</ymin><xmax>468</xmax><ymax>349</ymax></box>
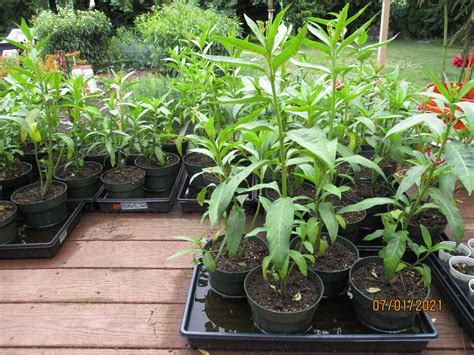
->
<box><xmin>180</xmin><ymin>249</ymin><xmax>438</xmax><ymax>352</ymax></box>
<box><xmin>96</xmin><ymin>166</ymin><xmax>184</xmax><ymax>213</ymax></box>
<box><xmin>67</xmin><ymin>184</ymin><xmax>103</xmax><ymax>212</ymax></box>
<box><xmin>0</xmin><ymin>201</ymin><xmax>84</xmax><ymax>259</ymax></box>
<box><xmin>426</xmin><ymin>234</ymin><xmax>474</xmax><ymax>338</ymax></box>
<box><xmin>178</xmin><ymin>172</ymin><xmax>257</xmax><ymax>214</ymax></box>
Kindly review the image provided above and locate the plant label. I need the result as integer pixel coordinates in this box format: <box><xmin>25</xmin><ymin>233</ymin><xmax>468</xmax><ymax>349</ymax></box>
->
<box><xmin>120</xmin><ymin>202</ymin><xmax>148</xmax><ymax>210</ymax></box>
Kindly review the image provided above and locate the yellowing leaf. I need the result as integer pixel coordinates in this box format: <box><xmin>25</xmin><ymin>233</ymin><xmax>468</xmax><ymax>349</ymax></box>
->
<box><xmin>292</xmin><ymin>291</ymin><xmax>302</xmax><ymax>302</ymax></box>
<box><xmin>366</xmin><ymin>287</ymin><xmax>381</xmax><ymax>293</ymax></box>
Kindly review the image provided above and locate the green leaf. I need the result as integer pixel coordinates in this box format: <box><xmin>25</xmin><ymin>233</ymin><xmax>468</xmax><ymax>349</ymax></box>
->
<box><xmin>289</xmin><ymin>250</ymin><xmax>307</xmax><ymax>277</ymax></box>
<box><xmin>429</xmin><ymin>187</ymin><xmax>464</xmax><ymax>244</ymax></box>
<box><xmin>338</xmin><ymin>198</ymin><xmax>394</xmax><ymax>214</ymax></box>
<box><xmin>363</xmin><ymin>229</ymin><xmax>384</xmax><ymax>241</ymax></box>
<box><xmin>337</xmin><ymin>155</ymin><xmax>386</xmax><ymax>180</ymax></box>
<box><xmin>287</xmin><ymin>128</ymin><xmax>337</xmax><ymax>170</ymax></box>
<box><xmin>395</xmin><ymin>165</ymin><xmax>428</xmax><ymax>200</ymax></box>
<box><xmin>168</xmin><ymin>246</ymin><xmax>196</xmax><ymax>260</ymax></box>
<box><xmin>379</xmin><ymin>232</ymin><xmax>407</xmax><ymax>280</ymax></box>
<box><xmin>318</xmin><ymin>202</ymin><xmax>338</xmax><ymax>242</ymax></box>
<box><xmin>265</xmin><ymin>197</ymin><xmax>294</xmax><ymax>270</ymax></box>
<box><xmin>226</xmin><ymin>206</ymin><xmax>246</xmax><ymax>258</ymax></box>
<box><xmin>272</xmin><ymin>25</ymin><xmax>307</xmax><ymax>69</ymax></box>
<box><xmin>244</xmin><ymin>14</ymin><xmax>266</xmax><ymax>47</ymax></box>
<box><xmin>215</xmin><ymin>36</ymin><xmax>267</xmax><ymax>56</ymax></box>
<box><xmin>444</xmin><ymin>141</ymin><xmax>474</xmax><ymax>195</ymax></box>
<box><xmin>414</xmin><ymin>264</ymin><xmax>432</xmax><ymax>288</ymax></box>
<box><xmin>420</xmin><ymin>225</ymin><xmax>432</xmax><ymax>249</ymax></box>
<box><xmin>290</xmin><ymin>59</ymin><xmax>331</xmax><ymax>74</ymax></box>
<box><xmin>385</xmin><ymin>113</ymin><xmax>439</xmax><ymax>137</ymax></box>
<box><xmin>199</xmin><ymin>54</ymin><xmax>266</xmax><ymax>73</ymax></box>
<box><xmin>203</xmin><ymin>251</ymin><xmax>216</xmax><ymax>273</ymax></box>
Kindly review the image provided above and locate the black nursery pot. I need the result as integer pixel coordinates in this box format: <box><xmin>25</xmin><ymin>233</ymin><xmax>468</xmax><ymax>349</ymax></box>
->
<box><xmin>101</xmin><ymin>166</ymin><xmax>145</xmax><ymax>198</ymax></box>
<box><xmin>20</xmin><ymin>146</ymin><xmax>46</xmax><ymax>174</ymax></box>
<box><xmin>84</xmin><ymin>151</ymin><xmax>112</xmax><ymax>171</ymax></box>
<box><xmin>0</xmin><ymin>162</ymin><xmax>32</xmax><ymax>199</ymax></box>
<box><xmin>183</xmin><ymin>152</ymin><xmax>213</xmax><ymax>188</ymax></box>
<box><xmin>53</xmin><ymin>161</ymin><xmax>103</xmax><ymax>199</ymax></box>
<box><xmin>313</xmin><ymin>236</ymin><xmax>359</xmax><ymax>298</ymax></box>
<box><xmin>336</xmin><ymin>210</ymin><xmax>366</xmax><ymax>243</ymax></box>
<box><xmin>0</xmin><ymin>201</ymin><xmax>17</xmax><ymax>244</ymax></box>
<box><xmin>349</xmin><ymin>256</ymin><xmax>430</xmax><ymax>333</ymax></box>
<box><xmin>163</xmin><ymin>140</ymin><xmax>189</xmax><ymax>155</ymax></box>
<box><xmin>205</xmin><ymin>236</ymin><xmax>268</xmax><ymax>298</ymax></box>
<box><xmin>135</xmin><ymin>153</ymin><xmax>181</xmax><ymax>192</ymax></box>
<box><xmin>125</xmin><ymin>152</ymin><xmax>143</xmax><ymax>166</ymax></box>
<box><xmin>244</xmin><ymin>266</ymin><xmax>324</xmax><ymax>333</ymax></box>
<box><xmin>407</xmin><ymin>217</ymin><xmax>446</xmax><ymax>245</ymax></box>
<box><xmin>11</xmin><ymin>181</ymin><xmax>68</xmax><ymax>229</ymax></box>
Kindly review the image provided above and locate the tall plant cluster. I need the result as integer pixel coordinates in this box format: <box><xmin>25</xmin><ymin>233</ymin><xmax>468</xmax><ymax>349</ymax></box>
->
<box><xmin>170</xmin><ymin>4</ymin><xmax>473</xmax><ymax>331</ymax></box>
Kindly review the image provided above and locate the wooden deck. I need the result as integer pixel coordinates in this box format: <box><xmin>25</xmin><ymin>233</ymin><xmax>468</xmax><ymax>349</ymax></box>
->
<box><xmin>0</xmin><ymin>193</ymin><xmax>472</xmax><ymax>354</ymax></box>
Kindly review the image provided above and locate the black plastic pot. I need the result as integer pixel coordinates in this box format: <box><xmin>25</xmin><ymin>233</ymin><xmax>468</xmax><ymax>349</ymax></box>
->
<box><xmin>84</xmin><ymin>151</ymin><xmax>112</xmax><ymax>171</ymax></box>
<box><xmin>407</xmin><ymin>214</ymin><xmax>446</xmax><ymax>245</ymax></box>
<box><xmin>125</xmin><ymin>152</ymin><xmax>143</xmax><ymax>166</ymax></box>
<box><xmin>202</xmin><ymin>172</ymin><xmax>221</xmax><ymax>187</ymax></box>
<box><xmin>244</xmin><ymin>266</ymin><xmax>324</xmax><ymax>333</ymax></box>
<box><xmin>11</xmin><ymin>181</ymin><xmax>68</xmax><ymax>229</ymax></box>
<box><xmin>183</xmin><ymin>152</ymin><xmax>213</xmax><ymax>188</ymax></box>
<box><xmin>0</xmin><ymin>201</ymin><xmax>17</xmax><ymax>244</ymax></box>
<box><xmin>349</xmin><ymin>256</ymin><xmax>430</xmax><ymax>333</ymax></box>
<box><xmin>338</xmin><ymin>210</ymin><xmax>367</xmax><ymax>242</ymax></box>
<box><xmin>20</xmin><ymin>146</ymin><xmax>46</xmax><ymax>174</ymax></box>
<box><xmin>101</xmin><ymin>166</ymin><xmax>145</xmax><ymax>199</ymax></box>
<box><xmin>0</xmin><ymin>162</ymin><xmax>32</xmax><ymax>199</ymax></box>
<box><xmin>205</xmin><ymin>236</ymin><xmax>268</xmax><ymax>298</ymax></box>
<box><xmin>357</xmin><ymin>184</ymin><xmax>395</xmax><ymax>231</ymax></box>
<box><xmin>135</xmin><ymin>154</ymin><xmax>181</xmax><ymax>192</ymax></box>
<box><xmin>53</xmin><ymin>161</ymin><xmax>103</xmax><ymax>199</ymax></box>
<box><xmin>313</xmin><ymin>236</ymin><xmax>359</xmax><ymax>298</ymax></box>
<box><xmin>163</xmin><ymin>140</ymin><xmax>189</xmax><ymax>155</ymax></box>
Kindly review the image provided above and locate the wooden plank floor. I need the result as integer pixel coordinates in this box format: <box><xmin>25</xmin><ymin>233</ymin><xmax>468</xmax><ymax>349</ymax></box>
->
<box><xmin>0</xmin><ymin>192</ymin><xmax>472</xmax><ymax>354</ymax></box>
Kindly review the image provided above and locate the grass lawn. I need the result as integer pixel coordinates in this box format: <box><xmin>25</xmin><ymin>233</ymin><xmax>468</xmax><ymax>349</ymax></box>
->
<box><xmin>300</xmin><ymin>38</ymin><xmax>463</xmax><ymax>87</ymax></box>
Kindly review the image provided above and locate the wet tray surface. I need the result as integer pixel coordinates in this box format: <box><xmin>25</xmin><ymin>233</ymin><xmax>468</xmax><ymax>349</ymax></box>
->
<box><xmin>0</xmin><ymin>202</ymin><xmax>84</xmax><ymax>259</ymax></box>
<box><xmin>96</xmin><ymin>167</ymin><xmax>184</xmax><ymax>213</ymax></box>
<box><xmin>181</xmin><ymin>263</ymin><xmax>438</xmax><ymax>352</ymax></box>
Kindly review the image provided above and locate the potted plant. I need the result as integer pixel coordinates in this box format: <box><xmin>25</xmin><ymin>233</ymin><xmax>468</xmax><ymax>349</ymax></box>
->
<box><xmin>6</xmin><ymin>25</ymin><xmax>72</xmax><ymax>228</ymax></box>
<box><xmin>449</xmin><ymin>256</ymin><xmax>474</xmax><ymax>295</ymax></box>
<box><xmin>53</xmin><ymin>75</ymin><xmax>103</xmax><ymax>199</ymax></box>
<box><xmin>134</xmin><ymin>97</ymin><xmax>181</xmax><ymax>192</ymax></box>
<box><xmin>0</xmin><ymin>200</ymin><xmax>17</xmax><ymax>244</ymax></box>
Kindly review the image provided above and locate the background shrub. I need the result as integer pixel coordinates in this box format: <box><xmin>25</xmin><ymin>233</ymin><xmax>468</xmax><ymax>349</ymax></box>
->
<box><xmin>135</xmin><ymin>0</ymin><xmax>240</xmax><ymax>69</ymax></box>
<box><xmin>109</xmin><ymin>27</ymin><xmax>153</xmax><ymax>70</ymax></box>
<box><xmin>32</xmin><ymin>9</ymin><xmax>112</xmax><ymax>68</ymax></box>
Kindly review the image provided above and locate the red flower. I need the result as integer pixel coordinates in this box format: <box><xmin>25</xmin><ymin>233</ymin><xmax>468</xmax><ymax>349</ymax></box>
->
<box><xmin>452</xmin><ymin>54</ymin><xmax>474</xmax><ymax>68</ymax></box>
<box><xmin>335</xmin><ymin>79</ymin><xmax>343</xmax><ymax>91</ymax></box>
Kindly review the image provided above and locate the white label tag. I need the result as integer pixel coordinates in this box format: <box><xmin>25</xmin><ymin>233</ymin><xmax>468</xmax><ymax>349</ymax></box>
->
<box><xmin>59</xmin><ymin>230</ymin><xmax>68</xmax><ymax>244</ymax></box>
<box><xmin>121</xmin><ymin>202</ymin><xmax>148</xmax><ymax>210</ymax></box>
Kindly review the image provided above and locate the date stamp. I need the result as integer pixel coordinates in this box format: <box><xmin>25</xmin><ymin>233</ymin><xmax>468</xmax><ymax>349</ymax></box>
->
<box><xmin>372</xmin><ymin>299</ymin><xmax>442</xmax><ymax>312</ymax></box>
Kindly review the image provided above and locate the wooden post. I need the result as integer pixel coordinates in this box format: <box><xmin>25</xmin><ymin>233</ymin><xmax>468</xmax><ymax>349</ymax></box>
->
<box><xmin>377</xmin><ymin>0</ymin><xmax>391</xmax><ymax>67</ymax></box>
<box><xmin>268</xmin><ymin>0</ymin><xmax>275</xmax><ymax>21</ymax></box>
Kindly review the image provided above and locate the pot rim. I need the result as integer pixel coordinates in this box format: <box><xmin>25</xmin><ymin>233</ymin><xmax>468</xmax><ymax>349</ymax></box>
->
<box><xmin>0</xmin><ymin>161</ymin><xmax>32</xmax><ymax>183</ymax></box>
<box><xmin>0</xmin><ymin>200</ymin><xmax>17</xmax><ymax>223</ymax></box>
<box><xmin>244</xmin><ymin>265</ymin><xmax>324</xmax><ymax>315</ymax></box>
<box><xmin>438</xmin><ymin>241</ymin><xmax>471</xmax><ymax>257</ymax></box>
<box><xmin>183</xmin><ymin>151</ymin><xmax>214</xmax><ymax>168</ymax></box>
<box><xmin>100</xmin><ymin>166</ymin><xmax>145</xmax><ymax>185</ymax></box>
<box><xmin>448</xmin><ymin>256</ymin><xmax>474</xmax><ymax>278</ymax></box>
<box><xmin>53</xmin><ymin>161</ymin><xmax>103</xmax><ymax>182</ymax></box>
<box><xmin>11</xmin><ymin>181</ymin><xmax>67</xmax><ymax>206</ymax></box>
<box><xmin>135</xmin><ymin>152</ymin><xmax>181</xmax><ymax>170</ymax></box>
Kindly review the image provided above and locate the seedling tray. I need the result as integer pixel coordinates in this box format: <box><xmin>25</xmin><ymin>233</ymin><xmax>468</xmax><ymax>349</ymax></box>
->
<box><xmin>96</xmin><ymin>166</ymin><xmax>184</xmax><ymax>213</ymax></box>
<box><xmin>426</xmin><ymin>234</ymin><xmax>474</xmax><ymax>338</ymax></box>
<box><xmin>178</xmin><ymin>172</ymin><xmax>257</xmax><ymax>214</ymax></box>
<box><xmin>180</xmin><ymin>250</ymin><xmax>438</xmax><ymax>352</ymax></box>
<box><xmin>0</xmin><ymin>201</ymin><xmax>84</xmax><ymax>259</ymax></box>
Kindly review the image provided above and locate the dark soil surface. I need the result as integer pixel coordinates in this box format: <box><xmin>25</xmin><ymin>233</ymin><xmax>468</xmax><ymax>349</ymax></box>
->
<box><xmin>453</xmin><ymin>263</ymin><xmax>474</xmax><ymax>276</ymax></box>
<box><xmin>203</xmin><ymin>172</ymin><xmax>221</xmax><ymax>183</ymax></box>
<box><xmin>209</xmin><ymin>238</ymin><xmax>267</xmax><ymax>273</ymax></box>
<box><xmin>22</xmin><ymin>143</ymin><xmax>46</xmax><ymax>154</ymax></box>
<box><xmin>338</xmin><ymin>163</ymin><xmax>373</xmax><ymax>180</ymax></box>
<box><xmin>136</xmin><ymin>154</ymin><xmax>179</xmax><ymax>168</ymax></box>
<box><xmin>0</xmin><ymin>204</ymin><xmax>15</xmax><ymax>222</ymax></box>
<box><xmin>411</xmin><ymin>208</ymin><xmax>447</xmax><ymax>228</ymax></box>
<box><xmin>331</xmin><ymin>195</ymin><xmax>366</xmax><ymax>223</ymax></box>
<box><xmin>314</xmin><ymin>240</ymin><xmax>358</xmax><ymax>272</ymax></box>
<box><xmin>447</xmin><ymin>249</ymin><xmax>466</xmax><ymax>256</ymax></box>
<box><xmin>247</xmin><ymin>270</ymin><xmax>320</xmax><ymax>312</ymax></box>
<box><xmin>352</xmin><ymin>263</ymin><xmax>427</xmax><ymax>300</ymax></box>
<box><xmin>85</xmin><ymin>146</ymin><xmax>107</xmax><ymax>156</ymax></box>
<box><xmin>267</xmin><ymin>184</ymin><xmax>316</xmax><ymax>203</ymax></box>
<box><xmin>0</xmin><ymin>161</ymin><xmax>29</xmax><ymax>180</ymax></box>
<box><xmin>55</xmin><ymin>162</ymin><xmax>101</xmax><ymax>180</ymax></box>
<box><xmin>184</xmin><ymin>153</ymin><xmax>213</xmax><ymax>167</ymax></box>
<box><xmin>13</xmin><ymin>184</ymin><xmax>65</xmax><ymax>204</ymax></box>
<box><xmin>102</xmin><ymin>166</ymin><xmax>145</xmax><ymax>184</ymax></box>
<box><xmin>347</xmin><ymin>182</ymin><xmax>393</xmax><ymax>201</ymax></box>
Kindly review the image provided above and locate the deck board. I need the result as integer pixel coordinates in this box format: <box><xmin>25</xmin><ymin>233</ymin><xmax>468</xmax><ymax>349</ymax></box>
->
<box><xmin>0</xmin><ymin>191</ymin><xmax>472</xmax><ymax>354</ymax></box>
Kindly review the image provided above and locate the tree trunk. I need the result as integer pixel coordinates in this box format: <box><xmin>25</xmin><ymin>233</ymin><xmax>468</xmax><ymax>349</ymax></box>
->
<box><xmin>49</xmin><ymin>0</ymin><xmax>58</xmax><ymax>14</ymax></box>
<box><xmin>75</xmin><ymin>0</ymin><xmax>89</xmax><ymax>10</ymax></box>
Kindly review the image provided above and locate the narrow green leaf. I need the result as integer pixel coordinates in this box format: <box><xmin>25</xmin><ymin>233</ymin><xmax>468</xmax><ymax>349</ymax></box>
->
<box><xmin>338</xmin><ymin>197</ymin><xmax>394</xmax><ymax>214</ymax></box>
<box><xmin>395</xmin><ymin>165</ymin><xmax>428</xmax><ymax>199</ymax></box>
<box><xmin>289</xmin><ymin>250</ymin><xmax>307</xmax><ymax>277</ymax></box>
<box><xmin>379</xmin><ymin>232</ymin><xmax>407</xmax><ymax>280</ymax></box>
<box><xmin>444</xmin><ymin>141</ymin><xmax>474</xmax><ymax>195</ymax></box>
<box><xmin>429</xmin><ymin>187</ymin><xmax>464</xmax><ymax>244</ymax></box>
<box><xmin>318</xmin><ymin>202</ymin><xmax>338</xmax><ymax>242</ymax></box>
<box><xmin>226</xmin><ymin>206</ymin><xmax>246</xmax><ymax>257</ymax></box>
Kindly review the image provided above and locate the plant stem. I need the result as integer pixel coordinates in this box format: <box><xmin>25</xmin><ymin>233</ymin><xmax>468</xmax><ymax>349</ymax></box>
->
<box><xmin>441</xmin><ymin>0</ymin><xmax>448</xmax><ymax>79</ymax></box>
<box><xmin>329</xmin><ymin>56</ymin><xmax>337</xmax><ymax>140</ymax></box>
